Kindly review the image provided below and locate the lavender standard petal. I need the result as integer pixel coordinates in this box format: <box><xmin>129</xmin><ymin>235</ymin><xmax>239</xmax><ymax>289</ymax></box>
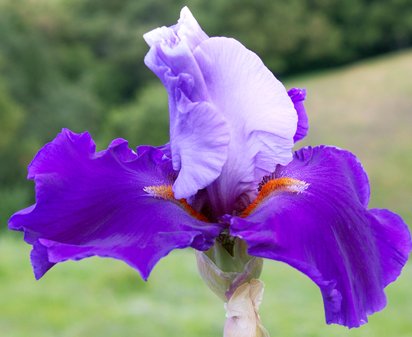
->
<box><xmin>229</xmin><ymin>146</ymin><xmax>411</xmax><ymax>328</ymax></box>
<box><xmin>9</xmin><ymin>129</ymin><xmax>222</xmax><ymax>280</ymax></box>
<box><xmin>144</xmin><ymin>10</ymin><xmax>230</xmax><ymax>200</ymax></box>
<box><xmin>144</xmin><ymin>8</ymin><xmax>297</xmax><ymax>216</ymax></box>
<box><xmin>197</xmin><ymin>38</ymin><xmax>297</xmax><ymax>215</ymax></box>
<box><xmin>144</xmin><ymin>6</ymin><xmax>208</xmax><ymax>51</ymax></box>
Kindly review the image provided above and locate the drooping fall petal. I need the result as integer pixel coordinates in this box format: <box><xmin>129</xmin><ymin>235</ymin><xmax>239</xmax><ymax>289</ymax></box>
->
<box><xmin>9</xmin><ymin>129</ymin><xmax>222</xmax><ymax>280</ymax></box>
<box><xmin>230</xmin><ymin>146</ymin><xmax>411</xmax><ymax>328</ymax></box>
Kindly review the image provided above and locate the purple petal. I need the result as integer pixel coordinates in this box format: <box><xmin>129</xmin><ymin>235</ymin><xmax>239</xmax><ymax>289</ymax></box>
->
<box><xmin>30</xmin><ymin>240</ymin><xmax>54</xmax><ymax>279</ymax></box>
<box><xmin>9</xmin><ymin>129</ymin><xmax>222</xmax><ymax>280</ymax></box>
<box><xmin>288</xmin><ymin>88</ymin><xmax>309</xmax><ymax>142</ymax></box>
<box><xmin>229</xmin><ymin>146</ymin><xmax>411</xmax><ymax>328</ymax></box>
<box><xmin>144</xmin><ymin>8</ymin><xmax>297</xmax><ymax>215</ymax></box>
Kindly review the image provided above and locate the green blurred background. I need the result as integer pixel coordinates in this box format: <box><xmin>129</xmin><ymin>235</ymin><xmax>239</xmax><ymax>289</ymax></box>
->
<box><xmin>0</xmin><ymin>0</ymin><xmax>411</xmax><ymax>336</ymax></box>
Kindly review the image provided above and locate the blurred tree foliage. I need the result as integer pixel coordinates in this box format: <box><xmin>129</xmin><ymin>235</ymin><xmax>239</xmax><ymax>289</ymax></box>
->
<box><xmin>0</xmin><ymin>0</ymin><xmax>411</xmax><ymax>219</ymax></box>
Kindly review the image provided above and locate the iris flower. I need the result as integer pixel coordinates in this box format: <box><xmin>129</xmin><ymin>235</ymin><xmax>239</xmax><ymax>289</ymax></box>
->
<box><xmin>9</xmin><ymin>7</ymin><xmax>411</xmax><ymax>330</ymax></box>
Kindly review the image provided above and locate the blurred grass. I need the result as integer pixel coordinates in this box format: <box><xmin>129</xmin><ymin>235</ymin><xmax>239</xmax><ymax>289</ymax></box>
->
<box><xmin>1</xmin><ymin>50</ymin><xmax>412</xmax><ymax>336</ymax></box>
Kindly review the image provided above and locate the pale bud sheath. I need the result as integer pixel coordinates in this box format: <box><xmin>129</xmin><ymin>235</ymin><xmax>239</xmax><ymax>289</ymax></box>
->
<box><xmin>224</xmin><ymin>280</ymin><xmax>269</xmax><ymax>337</ymax></box>
<box><xmin>195</xmin><ymin>239</ymin><xmax>270</xmax><ymax>336</ymax></box>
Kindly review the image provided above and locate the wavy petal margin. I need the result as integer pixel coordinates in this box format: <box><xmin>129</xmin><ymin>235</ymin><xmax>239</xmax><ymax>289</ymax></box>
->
<box><xmin>229</xmin><ymin>146</ymin><xmax>411</xmax><ymax>328</ymax></box>
<box><xmin>288</xmin><ymin>88</ymin><xmax>308</xmax><ymax>142</ymax></box>
<box><xmin>9</xmin><ymin>129</ymin><xmax>222</xmax><ymax>280</ymax></box>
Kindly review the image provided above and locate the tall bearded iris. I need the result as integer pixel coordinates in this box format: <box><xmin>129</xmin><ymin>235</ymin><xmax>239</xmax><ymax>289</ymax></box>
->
<box><xmin>9</xmin><ymin>7</ymin><xmax>411</xmax><ymax>335</ymax></box>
